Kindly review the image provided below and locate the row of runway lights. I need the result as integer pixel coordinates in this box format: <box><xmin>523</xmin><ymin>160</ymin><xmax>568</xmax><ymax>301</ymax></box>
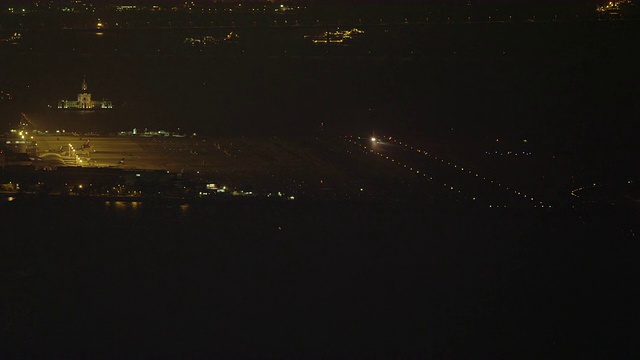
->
<box><xmin>485</xmin><ymin>151</ymin><xmax>533</xmax><ymax>157</ymax></box>
<box><xmin>385</xmin><ymin>136</ymin><xmax>550</xmax><ymax>208</ymax></box>
<box><xmin>571</xmin><ymin>180</ymin><xmax>634</xmax><ymax>198</ymax></box>
<box><xmin>344</xmin><ymin>135</ymin><xmax>550</xmax><ymax>208</ymax></box>
<box><xmin>345</xmin><ymin>137</ymin><xmax>477</xmax><ymax>202</ymax></box>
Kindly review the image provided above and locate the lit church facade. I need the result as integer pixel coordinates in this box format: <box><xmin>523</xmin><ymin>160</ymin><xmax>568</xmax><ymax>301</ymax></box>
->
<box><xmin>58</xmin><ymin>77</ymin><xmax>113</xmax><ymax>110</ymax></box>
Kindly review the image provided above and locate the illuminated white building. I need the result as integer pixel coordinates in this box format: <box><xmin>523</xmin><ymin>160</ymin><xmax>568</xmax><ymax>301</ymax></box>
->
<box><xmin>58</xmin><ymin>77</ymin><xmax>113</xmax><ymax>110</ymax></box>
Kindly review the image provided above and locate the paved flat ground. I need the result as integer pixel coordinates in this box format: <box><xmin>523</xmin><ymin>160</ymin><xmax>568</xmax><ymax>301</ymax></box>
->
<box><xmin>35</xmin><ymin>134</ymin><xmax>317</xmax><ymax>170</ymax></box>
<box><xmin>33</xmin><ymin>134</ymin><xmax>359</xmax><ymax>194</ymax></box>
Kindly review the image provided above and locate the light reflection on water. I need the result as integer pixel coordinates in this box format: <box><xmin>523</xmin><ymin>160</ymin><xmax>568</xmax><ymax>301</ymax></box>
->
<box><xmin>105</xmin><ymin>201</ymin><xmax>144</xmax><ymax>209</ymax></box>
<box><xmin>103</xmin><ymin>200</ymin><xmax>191</xmax><ymax>219</ymax></box>
<box><xmin>104</xmin><ymin>201</ymin><xmax>142</xmax><ymax>218</ymax></box>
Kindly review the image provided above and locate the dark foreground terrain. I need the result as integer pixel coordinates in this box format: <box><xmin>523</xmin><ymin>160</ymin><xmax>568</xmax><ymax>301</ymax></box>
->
<box><xmin>1</xmin><ymin>196</ymin><xmax>638</xmax><ymax>358</ymax></box>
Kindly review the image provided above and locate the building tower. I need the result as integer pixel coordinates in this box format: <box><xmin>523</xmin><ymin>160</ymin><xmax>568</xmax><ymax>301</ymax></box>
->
<box><xmin>77</xmin><ymin>76</ymin><xmax>92</xmax><ymax>109</ymax></box>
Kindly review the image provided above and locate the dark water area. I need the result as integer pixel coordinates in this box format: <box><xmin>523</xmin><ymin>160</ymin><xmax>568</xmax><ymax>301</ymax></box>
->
<box><xmin>1</xmin><ymin>196</ymin><xmax>638</xmax><ymax>357</ymax></box>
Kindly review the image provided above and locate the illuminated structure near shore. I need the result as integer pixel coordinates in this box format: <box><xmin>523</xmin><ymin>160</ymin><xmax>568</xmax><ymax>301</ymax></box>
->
<box><xmin>58</xmin><ymin>77</ymin><xmax>113</xmax><ymax>110</ymax></box>
<box><xmin>597</xmin><ymin>0</ymin><xmax>634</xmax><ymax>16</ymax></box>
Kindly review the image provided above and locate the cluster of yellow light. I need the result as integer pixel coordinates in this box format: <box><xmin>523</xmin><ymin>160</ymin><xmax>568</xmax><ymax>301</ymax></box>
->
<box><xmin>312</xmin><ymin>38</ymin><xmax>343</xmax><ymax>44</ymax></box>
<box><xmin>308</xmin><ymin>28</ymin><xmax>364</xmax><ymax>44</ymax></box>
<box><xmin>328</xmin><ymin>28</ymin><xmax>365</xmax><ymax>39</ymax></box>
<box><xmin>3</xmin><ymin>33</ymin><xmax>22</xmax><ymax>42</ymax></box>
<box><xmin>116</xmin><ymin>5</ymin><xmax>137</xmax><ymax>11</ymax></box>
<box><xmin>597</xmin><ymin>0</ymin><xmax>631</xmax><ymax>12</ymax></box>
<box><xmin>184</xmin><ymin>32</ymin><xmax>239</xmax><ymax>46</ymax></box>
<box><xmin>265</xmin><ymin>191</ymin><xmax>294</xmax><ymax>200</ymax></box>
<box><xmin>275</xmin><ymin>4</ymin><xmax>295</xmax><ymax>12</ymax></box>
